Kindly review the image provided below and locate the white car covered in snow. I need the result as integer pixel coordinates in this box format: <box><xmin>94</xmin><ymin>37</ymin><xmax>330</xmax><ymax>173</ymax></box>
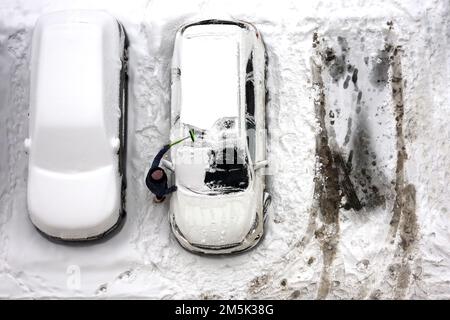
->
<box><xmin>26</xmin><ymin>10</ymin><xmax>128</xmax><ymax>241</ymax></box>
<box><xmin>168</xmin><ymin>20</ymin><xmax>270</xmax><ymax>254</ymax></box>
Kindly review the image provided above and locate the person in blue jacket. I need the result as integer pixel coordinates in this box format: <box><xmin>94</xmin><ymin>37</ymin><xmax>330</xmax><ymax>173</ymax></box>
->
<box><xmin>146</xmin><ymin>129</ymin><xmax>195</xmax><ymax>203</ymax></box>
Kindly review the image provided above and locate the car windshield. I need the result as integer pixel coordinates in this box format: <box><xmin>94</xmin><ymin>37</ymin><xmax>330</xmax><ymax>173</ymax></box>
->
<box><xmin>175</xmin><ymin>117</ymin><xmax>250</xmax><ymax>195</ymax></box>
<box><xmin>32</xmin><ymin>126</ymin><xmax>113</xmax><ymax>172</ymax></box>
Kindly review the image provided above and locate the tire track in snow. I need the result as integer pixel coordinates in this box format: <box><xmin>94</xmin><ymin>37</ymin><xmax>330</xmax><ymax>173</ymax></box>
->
<box><xmin>388</xmin><ymin>44</ymin><xmax>410</xmax><ymax>239</ymax></box>
<box><xmin>387</xmin><ymin>43</ymin><xmax>419</xmax><ymax>299</ymax></box>
<box><xmin>310</xmin><ymin>28</ymin><xmax>405</xmax><ymax>298</ymax></box>
<box><xmin>369</xmin><ymin>24</ymin><xmax>419</xmax><ymax>299</ymax></box>
<box><xmin>311</xmin><ymin>33</ymin><xmax>342</xmax><ymax>300</ymax></box>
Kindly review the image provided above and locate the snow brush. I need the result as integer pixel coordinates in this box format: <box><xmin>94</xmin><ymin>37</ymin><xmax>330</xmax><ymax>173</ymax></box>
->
<box><xmin>169</xmin><ymin>129</ymin><xmax>196</xmax><ymax>147</ymax></box>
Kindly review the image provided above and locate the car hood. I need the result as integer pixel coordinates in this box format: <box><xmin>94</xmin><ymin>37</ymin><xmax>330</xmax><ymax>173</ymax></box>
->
<box><xmin>170</xmin><ymin>188</ymin><xmax>258</xmax><ymax>247</ymax></box>
<box><xmin>27</xmin><ymin>165</ymin><xmax>121</xmax><ymax>239</ymax></box>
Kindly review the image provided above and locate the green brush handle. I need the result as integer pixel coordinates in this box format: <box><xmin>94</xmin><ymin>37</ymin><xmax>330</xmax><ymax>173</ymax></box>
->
<box><xmin>169</xmin><ymin>136</ymin><xmax>189</xmax><ymax>147</ymax></box>
<box><xmin>169</xmin><ymin>129</ymin><xmax>196</xmax><ymax>147</ymax></box>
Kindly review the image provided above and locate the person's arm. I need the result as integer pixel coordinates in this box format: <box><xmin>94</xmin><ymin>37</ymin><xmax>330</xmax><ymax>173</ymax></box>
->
<box><xmin>166</xmin><ymin>185</ymin><xmax>177</xmax><ymax>194</ymax></box>
<box><xmin>151</xmin><ymin>144</ymin><xmax>170</xmax><ymax>169</ymax></box>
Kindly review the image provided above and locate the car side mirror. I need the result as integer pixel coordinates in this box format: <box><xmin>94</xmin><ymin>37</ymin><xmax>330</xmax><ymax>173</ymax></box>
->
<box><xmin>24</xmin><ymin>138</ymin><xmax>31</xmax><ymax>153</ymax></box>
<box><xmin>254</xmin><ymin>160</ymin><xmax>268</xmax><ymax>171</ymax></box>
<box><xmin>162</xmin><ymin>159</ymin><xmax>174</xmax><ymax>172</ymax></box>
<box><xmin>111</xmin><ymin>138</ymin><xmax>120</xmax><ymax>153</ymax></box>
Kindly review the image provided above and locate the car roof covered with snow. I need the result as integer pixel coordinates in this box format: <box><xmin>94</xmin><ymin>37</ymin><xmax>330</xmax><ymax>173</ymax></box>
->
<box><xmin>29</xmin><ymin>10</ymin><xmax>123</xmax><ymax>172</ymax></box>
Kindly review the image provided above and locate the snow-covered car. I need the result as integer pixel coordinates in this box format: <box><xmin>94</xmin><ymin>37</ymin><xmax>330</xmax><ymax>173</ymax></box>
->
<box><xmin>167</xmin><ymin>20</ymin><xmax>270</xmax><ymax>254</ymax></box>
<box><xmin>25</xmin><ymin>10</ymin><xmax>128</xmax><ymax>241</ymax></box>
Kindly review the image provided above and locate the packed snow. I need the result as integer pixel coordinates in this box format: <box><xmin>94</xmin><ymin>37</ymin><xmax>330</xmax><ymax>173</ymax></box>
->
<box><xmin>0</xmin><ymin>0</ymin><xmax>449</xmax><ymax>299</ymax></box>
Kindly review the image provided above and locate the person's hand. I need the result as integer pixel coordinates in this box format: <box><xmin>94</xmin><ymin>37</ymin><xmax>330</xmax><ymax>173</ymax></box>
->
<box><xmin>153</xmin><ymin>196</ymin><xmax>165</xmax><ymax>203</ymax></box>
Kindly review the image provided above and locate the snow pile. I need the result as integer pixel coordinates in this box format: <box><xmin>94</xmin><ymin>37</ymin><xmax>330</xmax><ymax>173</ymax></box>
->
<box><xmin>0</xmin><ymin>0</ymin><xmax>449</xmax><ymax>299</ymax></box>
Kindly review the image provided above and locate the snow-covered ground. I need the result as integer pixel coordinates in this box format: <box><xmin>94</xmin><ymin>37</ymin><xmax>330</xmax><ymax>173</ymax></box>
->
<box><xmin>0</xmin><ymin>0</ymin><xmax>449</xmax><ymax>299</ymax></box>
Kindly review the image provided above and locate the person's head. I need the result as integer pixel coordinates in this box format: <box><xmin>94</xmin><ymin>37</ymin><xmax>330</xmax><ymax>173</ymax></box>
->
<box><xmin>151</xmin><ymin>168</ymin><xmax>164</xmax><ymax>181</ymax></box>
